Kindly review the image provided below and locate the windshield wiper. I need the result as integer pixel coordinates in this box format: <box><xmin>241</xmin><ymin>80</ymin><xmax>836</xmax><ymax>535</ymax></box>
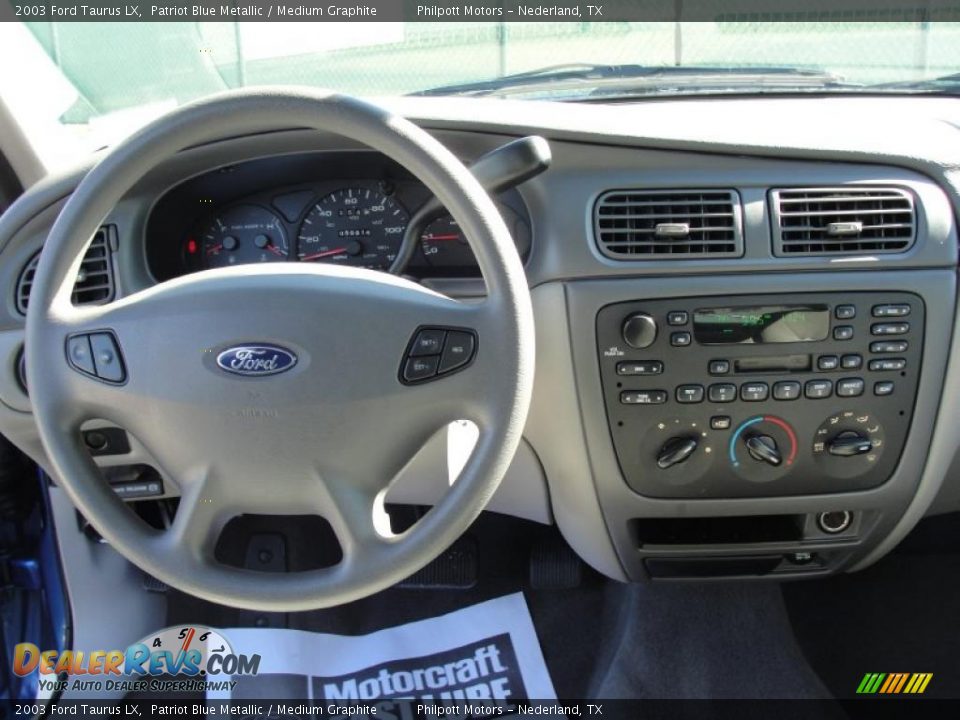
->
<box><xmin>410</xmin><ymin>64</ymin><xmax>857</xmax><ymax>99</ymax></box>
<box><xmin>868</xmin><ymin>72</ymin><xmax>960</xmax><ymax>94</ymax></box>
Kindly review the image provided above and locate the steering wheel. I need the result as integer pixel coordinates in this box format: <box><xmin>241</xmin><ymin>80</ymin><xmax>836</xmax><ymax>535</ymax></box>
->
<box><xmin>25</xmin><ymin>89</ymin><xmax>535</xmax><ymax>611</ymax></box>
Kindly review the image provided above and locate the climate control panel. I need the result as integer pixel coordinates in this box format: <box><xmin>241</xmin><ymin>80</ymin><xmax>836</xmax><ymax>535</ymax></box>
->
<box><xmin>597</xmin><ymin>292</ymin><xmax>923</xmax><ymax>499</ymax></box>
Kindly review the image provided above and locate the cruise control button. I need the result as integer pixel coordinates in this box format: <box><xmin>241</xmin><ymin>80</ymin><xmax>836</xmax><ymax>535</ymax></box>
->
<box><xmin>670</xmin><ymin>332</ymin><xmax>691</xmax><ymax>347</ymax></box>
<box><xmin>410</xmin><ymin>328</ymin><xmax>446</xmax><ymax>356</ymax></box>
<box><xmin>835</xmin><ymin>305</ymin><xmax>857</xmax><ymax>319</ymax></box>
<box><xmin>708</xmin><ymin>359</ymin><xmax>730</xmax><ymax>375</ymax></box>
<box><xmin>439</xmin><ymin>331</ymin><xmax>476</xmax><ymax>374</ymax></box>
<box><xmin>804</xmin><ymin>379</ymin><xmax>833</xmax><ymax>399</ymax></box>
<box><xmin>404</xmin><ymin>356</ymin><xmax>440</xmax><ymax>382</ymax></box>
<box><xmin>616</xmin><ymin>361</ymin><xmax>663</xmax><ymax>376</ymax></box>
<box><xmin>836</xmin><ymin>378</ymin><xmax>865</xmax><ymax>397</ymax></box>
<box><xmin>841</xmin><ymin>354</ymin><xmax>863</xmax><ymax>370</ymax></box>
<box><xmin>676</xmin><ymin>384</ymin><xmax>705</xmax><ymax>404</ymax></box>
<box><xmin>871</xmin><ymin>322</ymin><xmax>909</xmax><ymax>336</ymax></box>
<box><xmin>833</xmin><ymin>325</ymin><xmax>854</xmax><ymax>341</ymax></box>
<box><xmin>89</xmin><ymin>333</ymin><xmax>126</xmax><ymax>383</ymax></box>
<box><xmin>66</xmin><ymin>335</ymin><xmax>96</xmax><ymax>376</ymax></box>
<box><xmin>740</xmin><ymin>382</ymin><xmax>769</xmax><ymax>402</ymax></box>
<box><xmin>620</xmin><ymin>390</ymin><xmax>667</xmax><ymax>405</ymax></box>
<box><xmin>870</xmin><ymin>341</ymin><xmax>908</xmax><ymax>353</ymax></box>
<box><xmin>817</xmin><ymin>355</ymin><xmax>839</xmax><ymax>371</ymax></box>
<box><xmin>710</xmin><ymin>416</ymin><xmax>732</xmax><ymax>430</ymax></box>
<box><xmin>667</xmin><ymin>311</ymin><xmax>689</xmax><ymax>326</ymax></box>
<box><xmin>708</xmin><ymin>383</ymin><xmax>737</xmax><ymax>403</ymax></box>
<box><xmin>872</xmin><ymin>303</ymin><xmax>910</xmax><ymax>317</ymax></box>
<box><xmin>874</xmin><ymin>381</ymin><xmax>895</xmax><ymax>396</ymax></box>
<box><xmin>772</xmin><ymin>381</ymin><xmax>801</xmax><ymax>401</ymax></box>
<box><xmin>868</xmin><ymin>358</ymin><xmax>906</xmax><ymax>372</ymax></box>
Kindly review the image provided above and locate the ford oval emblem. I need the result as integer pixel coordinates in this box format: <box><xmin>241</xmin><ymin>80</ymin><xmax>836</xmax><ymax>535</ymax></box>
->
<box><xmin>216</xmin><ymin>344</ymin><xmax>298</xmax><ymax>377</ymax></box>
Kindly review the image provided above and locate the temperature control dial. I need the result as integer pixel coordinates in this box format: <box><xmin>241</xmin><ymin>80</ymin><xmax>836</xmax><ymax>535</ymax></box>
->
<box><xmin>813</xmin><ymin>411</ymin><xmax>885</xmax><ymax>479</ymax></box>
<box><xmin>729</xmin><ymin>415</ymin><xmax>797</xmax><ymax>483</ymax></box>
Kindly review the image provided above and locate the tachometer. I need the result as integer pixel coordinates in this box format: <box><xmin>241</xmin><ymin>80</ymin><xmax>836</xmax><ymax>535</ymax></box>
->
<box><xmin>200</xmin><ymin>204</ymin><xmax>288</xmax><ymax>268</ymax></box>
<box><xmin>421</xmin><ymin>203</ymin><xmax>531</xmax><ymax>269</ymax></box>
<box><xmin>297</xmin><ymin>187</ymin><xmax>408</xmax><ymax>269</ymax></box>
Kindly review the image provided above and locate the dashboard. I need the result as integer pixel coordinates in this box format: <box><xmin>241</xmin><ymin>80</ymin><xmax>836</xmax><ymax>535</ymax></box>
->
<box><xmin>1</xmin><ymin>94</ymin><xmax>960</xmax><ymax>587</ymax></box>
<box><xmin>144</xmin><ymin>152</ymin><xmax>531</xmax><ymax>280</ymax></box>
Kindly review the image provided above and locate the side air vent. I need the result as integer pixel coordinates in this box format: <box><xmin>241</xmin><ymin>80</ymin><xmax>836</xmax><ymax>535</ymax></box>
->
<box><xmin>771</xmin><ymin>187</ymin><xmax>916</xmax><ymax>256</ymax></box>
<box><xmin>16</xmin><ymin>226</ymin><xmax>116</xmax><ymax>315</ymax></box>
<box><xmin>594</xmin><ymin>189</ymin><xmax>743</xmax><ymax>259</ymax></box>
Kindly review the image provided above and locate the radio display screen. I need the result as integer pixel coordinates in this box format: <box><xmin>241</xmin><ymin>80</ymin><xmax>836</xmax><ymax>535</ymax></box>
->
<box><xmin>693</xmin><ymin>304</ymin><xmax>830</xmax><ymax>344</ymax></box>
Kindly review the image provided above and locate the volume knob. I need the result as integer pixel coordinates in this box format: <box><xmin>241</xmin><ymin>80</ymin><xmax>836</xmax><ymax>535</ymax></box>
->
<box><xmin>622</xmin><ymin>313</ymin><xmax>658</xmax><ymax>349</ymax></box>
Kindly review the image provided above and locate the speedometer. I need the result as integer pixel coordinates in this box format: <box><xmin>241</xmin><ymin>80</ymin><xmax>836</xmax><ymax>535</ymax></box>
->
<box><xmin>297</xmin><ymin>187</ymin><xmax>408</xmax><ymax>270</ymax></box>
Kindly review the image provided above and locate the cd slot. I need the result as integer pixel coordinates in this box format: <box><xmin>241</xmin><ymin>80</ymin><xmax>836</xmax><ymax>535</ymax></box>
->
<box><xmin>733</xmin><ymin>354</ymin><xmax>811</xmax><ymax>374</ymax></box>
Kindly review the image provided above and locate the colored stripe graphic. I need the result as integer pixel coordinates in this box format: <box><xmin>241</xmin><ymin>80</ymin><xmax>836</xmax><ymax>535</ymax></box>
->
<box><xmin>857</xmin><ymin>672</ymin><xmax>932</xmax><ymax>694</ymax></box>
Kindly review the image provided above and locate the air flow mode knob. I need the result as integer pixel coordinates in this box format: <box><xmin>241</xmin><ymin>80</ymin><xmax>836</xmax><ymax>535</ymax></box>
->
<box><xmin>622</xmin><ymin>313</ymin><xmax>658</xmax><ymax>349</ymax></box>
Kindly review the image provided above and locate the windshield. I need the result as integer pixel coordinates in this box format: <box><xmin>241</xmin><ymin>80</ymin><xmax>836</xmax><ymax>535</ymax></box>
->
<box><xmin>1</xmin><ymin>20</ymin><xmax>959</xmax><ymax>171</ymax></box>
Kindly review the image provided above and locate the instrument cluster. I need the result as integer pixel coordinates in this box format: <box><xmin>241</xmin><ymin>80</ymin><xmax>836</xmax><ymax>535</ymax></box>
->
<box><xmin>144</xmin><ymin>152</ymin><xmax>532</xmax><ymax>281</ymax></box>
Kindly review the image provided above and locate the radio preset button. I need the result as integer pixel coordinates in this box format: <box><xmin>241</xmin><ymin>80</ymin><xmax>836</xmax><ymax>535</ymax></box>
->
<box><xmin>676</xmin><ymin>384</ymin><xmax>705</xmax><ymax>404</ymax></box>
<box><xmin>835</xmin><ymin>305</ymin><xmax>857</xmax><ymax>319</ymax></box>
<box><xmin>616</xmin><ymin>361</ymin><xmax>663</xmax><ymax>376</ymax></box>
<box><xmin>870</xmin><ymin>341</ymin><xmax>908</xmax><ymax>353</ymax></box>
<box><xmin>708</xmin><ymin>359</ymin><xmax>730</xmax><ymax>375</ymax></box>
<box><xmin>872</xmin><ymin>304</ymin><xmax>911</xmax><ymax>317</ymax></box>
<box><xmin>620</xmin><ymin>390</ymin><xmax>668</xmax><ymax>405</ymax></box>
<box><xmin>710</xmin><ymin>416</ymin><xmax>732</xmax><ymax>430</ymax></box>
<box><xmin>874</xmin><ymin>381</ymin><xmax>895</xmax><ymax>396</ymax></box>
<box><xmin>833</xmin><ymin>325</ymin><xmax>855</xmax><ymax>341</ymax></box>
<box><xmin>841</xmin><ymin>354</ymin><xmax>863</xmax><ymax>370</ymax></box>
<box><xmin>771</xmin><ymin>381</ymin><xmax>800</xmax><ymax>400</ymax></box>
<box><xmin>871</xmin><ymin>322</ymin><xmax>909</xmax><ymax>336</ymax></box>
<box><xmin>805</xmin><ymin>379</ymin><xmax>833</xmax><ymax>399</ymax></box>
<box><xmin>740</xmin><ymin>382</ymin><xmax>769</xmax><ymax>402</ymax></box>
<box><xmin>667</xmin><ymin>311</ymin><xmax>689</xmax><ymax>326</ymax></box>
<box><xmin>837</xmin><ymin>378</ymin><xmax>865</xmax><ymax>397</ymax></box>
<box><xmin>869</xmin><ymin>358</ymin><xmax>907</xmax><ymax>371</ymax></box>
<box><xmin>817</xmin><ymin>355</ymin><xmax>840</xmax><ymax>371</ymax></box>
<box><xmin>670</xmin><ymin>331</ymin><xmax>692</xmax><ymax>347</ymax></box>
<box><xmin>708</xmin><ymin>383</ymin><xmax>737</xmax><ymax>403</ymax></box>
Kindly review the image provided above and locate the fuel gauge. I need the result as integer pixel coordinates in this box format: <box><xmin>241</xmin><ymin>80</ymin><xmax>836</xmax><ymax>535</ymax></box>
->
<box><xmin>199</xmin><ymin>204</ymin><xmax>289</xmax><ymax>269</ymax></box>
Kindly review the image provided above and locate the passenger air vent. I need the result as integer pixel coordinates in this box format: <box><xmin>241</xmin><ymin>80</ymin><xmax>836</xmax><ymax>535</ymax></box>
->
<box><xmin>16</xmin><ymin>226</ymin><xmax>116</xmax><ymax>315</ymax></box>
<box><xmin>771</xmin><ymin>187</ymin><xmax>916</xmax><ymax>256</ymax></box>
<box><xmin>594</xmin><ymin>189</ymin><xmax>743</xmax><ymax>259</ymax></box>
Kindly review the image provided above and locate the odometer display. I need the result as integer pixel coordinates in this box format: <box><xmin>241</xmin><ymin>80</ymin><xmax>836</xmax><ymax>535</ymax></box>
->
<box><xmin>297</xmin><ymin>188</ymin><xmax>408</xmax><ymax>269</ymax></box>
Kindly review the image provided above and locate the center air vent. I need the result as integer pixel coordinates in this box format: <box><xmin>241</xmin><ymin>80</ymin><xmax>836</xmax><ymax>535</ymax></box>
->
<box><xmin>771</xmin><ymin>187</ymin><xmax>916</xmax><ymax>256</ymax></box>
<box><xmin>594</xmin><ymin>189</ymin><xmax>743</xmax><ymax>259</ymax></box>
<box><xmin>16</xmin><ymin>226</ymin><xmax>116</xmax><ymax>315</ymax></box>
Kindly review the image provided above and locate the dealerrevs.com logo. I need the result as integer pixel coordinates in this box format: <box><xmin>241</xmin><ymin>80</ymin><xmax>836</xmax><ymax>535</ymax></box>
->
<box><xmin>12</xmin><ymin>625</ymin><xmax>260</xmax><ymax>694</ymax></box>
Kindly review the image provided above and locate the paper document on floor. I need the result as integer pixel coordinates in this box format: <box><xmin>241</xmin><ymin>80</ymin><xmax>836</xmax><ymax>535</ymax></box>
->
<box><xmin>210</xmin><ymin>592</ymin><xmax>556</xmax><ymax>703</ymax></box>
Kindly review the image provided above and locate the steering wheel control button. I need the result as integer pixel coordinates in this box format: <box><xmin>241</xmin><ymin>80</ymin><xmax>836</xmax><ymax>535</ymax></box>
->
<box><xmin>835</xmin><ymin>304</ymin><xmax>857</xmax><ymax>320</ymax></box>
<box><xmin>403</xmin><ymin>356</ymin><xmax>439</xmax><ymax>382</ymax></box>
<box><xmin>617</xmin><ymin>361</ymin><xmax>663</xmax><ymax>376</ymax></box>
<box><xmin>66</xmin><ymin>335</ymin><xmax>96</xmax><ymax>376</ymax></box>
<box><xmin>836</xmin><ymin>378</ymin><xmax>865</xmax><ymax>398</ymax></box>
<box><xmin>708</xmin><ymin>359</ymin><xmax>730</xmax><ymax>375</ymax></box>
<box><xmin>804</xmin><ymin>379</ymin><xmax>833</xmax><ymax>399</ymax></box>
<box><xmin>871</xmin><ymin>322</ymin><xmax>909</xmax><ymax>336</ymax></box>
<box><xmin>676</xmin><ymin>384</ymin><xmax>705</xmax><ymax>404</ymax></box>
<box><xmin>410</xmin><ymin>329</ymin><xmax>446</xmax><ymax>356</ymax></box>
<box><xmin>833</xmin><ymin>325</ymin><xmax>854</xmax><ymax>341</ymax></box>
<box><xmin>874</xmin><ymin>381</ymin><xmax>895</xmax><ymax>396</ymax></box>
<box><xmin>400</xmin><ymin>326</ymin><xmax>477</xmax><ymax>383</ymax></box>
<box><xmin>772</xmin><ymin>381</ymin><xmax>801</xmax><ymax>401</ymax></box>
<box><xmin>439</xmin><ymin>331</ymin><xmax>476</xmax><ymax>374</ymax></box>
<box><xmin>89</xmin><ymin>333</ymin><xmax>126</xmax><ymax>383</ymax></box>
<box><xmin>708</xmin><ymin>383</ymin><xmax>736</xmax><ymax>403</ymax></box>
<box><xmin>740</xmin><ymin>382</ymin><xmax>769</xmax><ymax>402</ymax></box>
<box><xmin>872</xmin><ymin>304</ymin><xmax>910</xmax><ymax>317</ymax></box>
<box><xmin>620</xmin><ymin>390</ymin><xmax>667</xmax><ymax>405</ymax></box>
<box><xmin>622</xmin><ymin>313</ymin><xmax>657</xmax><ymax>349</ymax></box>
